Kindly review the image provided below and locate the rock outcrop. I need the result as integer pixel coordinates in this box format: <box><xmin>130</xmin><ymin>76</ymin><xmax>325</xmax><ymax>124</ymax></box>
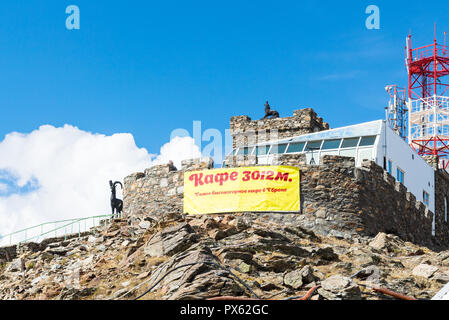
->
<box><xmin>1</xmin><ymin>211</ymin><xmax>448</xmax><ymax>300</ymax></box>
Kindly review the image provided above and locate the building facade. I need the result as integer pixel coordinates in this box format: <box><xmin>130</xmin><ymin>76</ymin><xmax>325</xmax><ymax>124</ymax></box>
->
<box><xmin>123</xmin><ymin>108</ymin><xmax>449</xmax><ymax>249</ymax></box>
<box><xmin>225</xmin><ymin>119</ymin><xmax>436</xmax><ymax>214</ymax></box>
<box><xmin>224</xmin><ymin>108</ymin><xmax>449</xmax><ymax>246</ymax></box>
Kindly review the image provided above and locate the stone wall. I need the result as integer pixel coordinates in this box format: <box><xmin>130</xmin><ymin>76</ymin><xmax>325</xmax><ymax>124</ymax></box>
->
<box><xmin>401</xmin><ymin>154</ymin><xmax>449</xmax><ymax>247</ymax></box>
<box><xmin>221</xmin><ymin>154</ymin><xmax>362</xmax><ymax>238</ymax></box>
<box><xmin>0</xmin><ymin>232</ymin><xmax>93</xmax><ymax>264</ymax></box>
<box><xmin>355</xmin><ymin>161</ymin><xmax>435</xmax><ymax>247</ymax></box>
<box><xmin>434</xmin><ymin>170</ymin><xmax>449</xmax><ymax>247</ymax></box>
<box><xmin>423</xmin><ymin>155</ymin><xmax>440</xmax><ymax>170</ymax></box>
<box><xmin>230</xmin><ymin>108</ymin><xmax>330</xmax><ymax>149</ymax></box>
<box><xmin>123</xmin><ymin>158</ymin><xmax>214</xmax><ymax>226</ymax></box>
<box><xmin>123</xmin><ymin>154</ymin><xmax>449</xmax><ymax>249</ymax></box>
<box><xmin>270</xmin><ymin>155</ymin><xmax>447</xmax><ymax>248</ymax></box>
<box><xmin>274</xmin><ymin>154</ymin><xmax>364</xmax><ymax>239</ymax></box>
<box><xmin>0</xmin><ymin>246</ymin><xmax>17</xmax><ymax>263</ymax></box>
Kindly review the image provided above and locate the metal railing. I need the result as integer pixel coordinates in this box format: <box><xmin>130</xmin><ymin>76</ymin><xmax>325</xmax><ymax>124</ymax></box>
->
<box><xmin>0</xmin><ymin>213</ymin><xmax>121</xmax><ymax>247</ymax></box>
<box><xmin>412</xmin><ymin>43</ymin><xmax>449</xmax><ymax>60</ymax></box>
<box><xmin>409</xmin><ymin>96</ymin><xmax>449</xmax><ymax>140</ymax></box>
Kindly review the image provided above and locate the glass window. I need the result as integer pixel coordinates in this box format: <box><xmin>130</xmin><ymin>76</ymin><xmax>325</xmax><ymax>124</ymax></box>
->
<box><xmin>255</xmin><ymin>145</ymin><xmax>270</xmax><ymax>156</ymax></box>
<box><xmin>359</xmin><ymin>136</ymin><xmax>377</xmax><ymax>147</ymax></box>
<box><xmin>423</xmin><ymin>191</ymin><xmax>429</xmax><ymax>206</ymax></box>
<box><xmin>237</xmin><ymin>147</ymin><xmax>254</xmax><ymax>155</ymax></box>
<box><xmin>388</xmin><ymin>160</ymin><xmax>392</xmax><ymax>175</ymax></box>
<box><xmin>397</xmin><ymin>168</ymin><xmax>405</xmax><ymax>184</ymax></box>
<box><xmin>304</xmin><ymin>140</ymin><xmax>323</xmax><ymax>151</ymax></box>
<box><xmin>286</xmin><ymin>142</ymin><xmax>306</xmax><ymax>153</ymax></box>
<box><xmin>341</xmin><ymin>137</ymin><xmax>360</xmax><ymax>148</ymax></box>
<box><xmin>269</xmin><ymin>144</ymin><xmax>288</xmax><ymax>154</ymax></box>
<box><xmin>322</xmin><ymin>139</ymin><xmax>342</xmax><ymax>150</ymax></box>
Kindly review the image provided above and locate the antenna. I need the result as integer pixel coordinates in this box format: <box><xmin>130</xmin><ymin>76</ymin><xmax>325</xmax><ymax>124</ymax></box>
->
<box><xmin>434</xmin><ymin>22</ymin><xmax>437</xmax><ymax>42</ymax></box>
<box><xmin>385</xmin><ymin>85</ymin><xmax>407</xmax><ymax>139</ymax></box>
<box><xmin>406</xmin><ymin>29</ymin><xmax>449</xmax><ymax>169</ymax></box>
<box><xmin>405</xmin><ymin>36</ymin><xmax>410</xmax><ymax>74</ymax></box>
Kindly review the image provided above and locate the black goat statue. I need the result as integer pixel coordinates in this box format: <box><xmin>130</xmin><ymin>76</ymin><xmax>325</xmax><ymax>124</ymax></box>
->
<box><xmin>262</xmin><ymin>101</ymin><xmax>280</xmax><ymax>119</ymax></box>
<box><xmin>109</xmin><ymin>180</ymin><xmax>123</xmax><ymax>217</ymax></box>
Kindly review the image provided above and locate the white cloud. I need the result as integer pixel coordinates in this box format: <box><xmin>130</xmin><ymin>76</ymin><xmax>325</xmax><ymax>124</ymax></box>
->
<box><xmin>0</xmin><ymin>125</ymin><xmax>201</xmax><ymax>238</ymax></box>
<box><xmin>149</xmin><ymin>136</ymin><xmax>202</xmax><ymax>169</ymax></box>
<box><xmin>0</xmin><ymin>183</ymin><xmax>7</xmax><ymax>192</ymax></box>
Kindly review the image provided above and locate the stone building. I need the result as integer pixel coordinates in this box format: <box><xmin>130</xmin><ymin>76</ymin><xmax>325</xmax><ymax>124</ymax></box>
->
<box><xmin>230</xmin><ymin>108</ymin><xmax>329</xmax><ymax>149</ymax></box>
<box><xmin>123</xmin><ymin>108</ymin><xmax>449</xmax><ymax>249</ymax></box>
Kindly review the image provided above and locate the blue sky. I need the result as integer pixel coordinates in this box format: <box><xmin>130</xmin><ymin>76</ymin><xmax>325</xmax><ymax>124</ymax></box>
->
<box><xmin>1</xmin><ymin>0</ymin><xmax>448</xmax><ymax>153</ymax></box>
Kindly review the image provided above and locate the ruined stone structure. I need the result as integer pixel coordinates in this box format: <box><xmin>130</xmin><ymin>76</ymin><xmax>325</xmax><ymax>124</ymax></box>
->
<box><xmin>124</xmin><ymin>158</ymin><xmax>213</xmax><ymax>226</ymax></box>
<box><xmin>230</xmin><ymin>108</ymin><xmax>329</xmax><ymax>149</ymax></box>
<box><xmin>123</xmin><ymin>108</ymin><xmax>449</xmax><ymax>249</ymax></box>
<box><xmin>124</xmin><ymin>153</ymin><xmax>449</xmax><ymax>249</ymax></box>
<box><xmin>435</xmin><ymin>170</ymin><xmax>449</xmax><ymax>243</ymax></box>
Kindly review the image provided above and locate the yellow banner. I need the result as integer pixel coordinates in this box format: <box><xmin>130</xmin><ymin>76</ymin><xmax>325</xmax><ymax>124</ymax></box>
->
<box><xmin>183</xmin><ymin>166</ymin><xmax>300</xmax><ymax>215</ymax></box>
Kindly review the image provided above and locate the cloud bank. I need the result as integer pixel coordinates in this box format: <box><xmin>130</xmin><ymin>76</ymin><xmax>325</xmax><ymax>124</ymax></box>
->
<box><xmin>0</xmin><ymin>125</ymin><xmax>201</xmax><ymax>237</ymax></box>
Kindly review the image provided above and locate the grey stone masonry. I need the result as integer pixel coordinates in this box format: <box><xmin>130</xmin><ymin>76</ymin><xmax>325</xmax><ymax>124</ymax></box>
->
<box><xmin>230</xmin><ymin>108</ymin><xmax>330</xmax><ymax>149</ymax></box>
<box><xmin>434</xmin><ymin>169</ymin><xmax>449</xmax><ymax>247</ymax></box>
<box><xmin>123</xmin><ymin>154</ymin><xmax>449</xmax><ymax>249</ymax></box>
<box><xmin>123</xmin><ymin>158</ymin><xmax>214</xmax><ymax>226</ymax></box>
<box><xmin>0</xmin><ymin>245</ymin><xmax>17</xmax><ymax>263</ymax></box>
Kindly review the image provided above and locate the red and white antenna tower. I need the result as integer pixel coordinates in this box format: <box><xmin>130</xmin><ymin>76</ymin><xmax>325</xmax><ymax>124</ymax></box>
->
<box><xmin>406</xmin><ymin>28</ymin><xmax>449</xmax><ymax>169</ymax></box>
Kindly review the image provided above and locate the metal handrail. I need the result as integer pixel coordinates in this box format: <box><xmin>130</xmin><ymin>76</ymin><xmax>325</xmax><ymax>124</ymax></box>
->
<box><xmin>0</xmin><ymin>213</ymin><xmax>121</xmax><ymax>246</ymax></box>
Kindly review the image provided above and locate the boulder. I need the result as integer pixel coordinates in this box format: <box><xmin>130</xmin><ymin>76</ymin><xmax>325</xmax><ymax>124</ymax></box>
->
<box><xmin>412</xmin><ymin>264</ymin><xmax>438</xmax><ymax>279</ymax></box>
<box><xmin>369</xmin><ymin>232</ymin><xmax>388</xmax><ymax>250</ymax></box>
<box><xmin>300</xmin><ymin>265</ymin><xmax>318</xmax><ymax>284</ymax></box>
<box><xmin>432</xmin><ymin>272</ymin><xmax>449</xmax><ymax>284</ymax></box>
<box><xmin>144</xmin><ymin>223</ymin><xmax>200</xmax><ymax>257</ymax></box>
<box><xmin>369</xmin><ymin>232</ymin><xmax>402</xmax><ymax>253</ymax></box>
<box><xmin>283</xmin><ymin>269</ymin><xmax>303</xmax><ymax>289</ymax></box>
<box><xmin>312</xmin><ymin>247</ymin><xmax>339</xmax><ymax>262</ymax></box>
<box><xmin>239</xmin><ymin>262</ymin><xmax>252</xmax><ymax>273</ymax></box>
<box><xmin>263</xmin><ymin>255</ymin><xmax>303</xmax><ymax>273</ymax></box>
<box><xmin>138</xmin><ymin>221</ymin><xmax>152</xmax><ymax>230</ymax></box>
<box><xmin>6</xmin><ymin>258</ymin><xmax>25</xmax><ymax>273</ymax></box>
<box><xmin>47</xmin><ymin>247</ymin><xmax>70</xmax><ymax>256</ymax></box>
<box><xmin>318</xmin><ymin>275</ymin><xmax>361</xmax><ymax>300</ymax></box>
<box><xmin>146</xmin><ymin>247</ymin><xmax>244</xmax><ymax>300</ymax></box>
<box><xmin>57</xmin><ymin>287</ymin><xmax>96</xmax><ymax>300</ymax></box>
<box><xmin>216</xmin><ymin>249</ymin><xmax>253</xmax><ymax>264</ymax></box>
<box><xmin>284</xmin><ymin>265</ymin><xmax>317</xmax><ymax>290</ymax></box>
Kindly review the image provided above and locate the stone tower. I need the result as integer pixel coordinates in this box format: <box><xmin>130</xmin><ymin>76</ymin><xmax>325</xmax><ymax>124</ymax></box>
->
<box><xmin>230</xmin><ymin>108</ymin><xmax>330</xmax><ymax>149</ymax></box>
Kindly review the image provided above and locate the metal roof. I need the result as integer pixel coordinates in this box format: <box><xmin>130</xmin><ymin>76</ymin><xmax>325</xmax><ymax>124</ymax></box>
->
<box><xmin>256</xmin><ymin>120</ymin><xmax>384</xmax><ymax>146</ymax></box>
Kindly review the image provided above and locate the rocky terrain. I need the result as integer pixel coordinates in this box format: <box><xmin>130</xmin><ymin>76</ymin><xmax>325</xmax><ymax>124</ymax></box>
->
<box><xmin>1</xmin><ymin>211</ymin><xmax>449</xmax><ymax>300</ymax></box>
